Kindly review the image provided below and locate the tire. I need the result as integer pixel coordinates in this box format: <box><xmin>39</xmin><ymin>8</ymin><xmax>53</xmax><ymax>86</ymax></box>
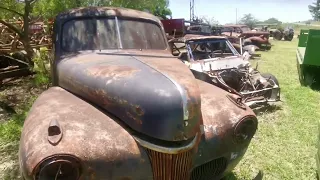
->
<box><xmin>273</xmin><ymin>30</ymin><xmax>283</xmax><ymax>41</ymax></box>
<box><xmin>261</xmin><ymin>73</ymin><xmax>279</xmax><ymax>86</ymax></box>
<box><xmin>284</xmin><ymin>34</ymin><xmax>294</xmax><ymax>41</ymax></box>
<box><xmin>304</xmin><ymin>71</ymin><xmax>315</xmax><ymax>87</ymax></box>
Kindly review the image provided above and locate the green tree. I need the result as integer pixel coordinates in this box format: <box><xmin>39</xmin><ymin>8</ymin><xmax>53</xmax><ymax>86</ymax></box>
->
<box><xmin>199</xmin><ymin>16</ymin><xmax>219</xmax><ymax>26</ymax></box>
<box><xmin>309</xmin><ymin>0</ymin><xmax>320</xmax><ymax>21</ymax></box>
<box><xmin>240</xmin><ymin>13</ymin><xmax>258</xmax><ymax>29</ymax></box>
<box><xmin>0</xmin><ymin>0</ymin><xmax>39</xmax><ymax>66</ymax></box>
<box><xmin>263</xmin><ymin>17</ymin><xmax>282</xmax><ymax>24</ymax></box>
<box><xmin>32</xmin><ymin>0</ymin><xmax>172</xmax><ymax>19</ymax></box>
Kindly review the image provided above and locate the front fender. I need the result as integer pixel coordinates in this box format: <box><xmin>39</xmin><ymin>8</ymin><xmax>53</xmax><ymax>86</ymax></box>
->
<box><xmin>19</xmin><ymin>87</ymin><xmax>153</xmax><ymax>180</ymax></box>
<box><xmin>193</xmin><ymin>80</ymin><xmax>257</xmax><ymax>170</ymax></box>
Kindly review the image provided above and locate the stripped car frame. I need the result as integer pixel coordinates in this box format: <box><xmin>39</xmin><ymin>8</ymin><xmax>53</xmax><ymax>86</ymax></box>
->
<box><xmin>19</xmin><ymin>7</ymin><xmax>258</xmax><ymax>180</ymax></box>
<box><xmin>169</xmin><ymin>34</ymin><xmax>280</xmax><ymax>107</ymax></box>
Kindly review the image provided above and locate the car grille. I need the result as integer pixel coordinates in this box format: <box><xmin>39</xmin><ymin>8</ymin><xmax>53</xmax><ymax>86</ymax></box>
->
<box><xmin>191</xmin><ymin>157</ymin><xmax>227</xmax><ymax>180</ymax></box>
<box><xmin>145</xmin><ymin>148</ymin><xmax>193</xmax><ymax>180</ymax></box>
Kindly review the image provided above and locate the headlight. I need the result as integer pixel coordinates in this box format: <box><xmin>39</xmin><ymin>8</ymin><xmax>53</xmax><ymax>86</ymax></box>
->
<box><xmin>233</xmin><ymin>116</ymin><xmax>258</xmax><ymax>144</ymax></box>
<box><xmin>34</xmin><ymin>154</ymin><xmax>82</xmax><ymax>180</ymax></box>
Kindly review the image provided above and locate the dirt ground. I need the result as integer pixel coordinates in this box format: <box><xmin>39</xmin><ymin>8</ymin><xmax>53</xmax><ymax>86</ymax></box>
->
<box><xmin>0</xmin><ymin>75</ymin><xmax>46</xmax><ymax>180</ymax></box>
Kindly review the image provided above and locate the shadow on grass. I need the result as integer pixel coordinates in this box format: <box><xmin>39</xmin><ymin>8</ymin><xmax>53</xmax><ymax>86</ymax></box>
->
<box><xmin>223</xmin><ymin>172</ymin><xmax>238</xmax><ymax>180</ymax></box>
<box><xmin>223</xmin><ymin>171</ymin><xmax>264</xmax><ymax>180</ymax></box>
<box><xmin>252</xmin><ymin>104</ymin><xmax>282</xmax><ymax>116</ymax></box>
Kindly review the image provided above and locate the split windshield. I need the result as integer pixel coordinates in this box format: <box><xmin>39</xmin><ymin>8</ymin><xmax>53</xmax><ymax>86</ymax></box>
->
<box><xmin>187</xmin><ymin>39</ymin><xmax>239</xmax><ymax>60</ymax></box>
<box><xmin>61</xmin><ymin>17</ymin><xmax>167</xmax><ymax>52</ymax></box>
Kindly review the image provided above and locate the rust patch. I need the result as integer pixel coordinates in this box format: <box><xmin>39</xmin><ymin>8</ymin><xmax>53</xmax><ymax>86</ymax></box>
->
<box><xmin>86</xmin><ymin>65</ymin><xmax>140</xmax><ymax>80</ymax></box>
<box><xmin>133</xmin><ymin>105</ymin><xmax>144</xmax><ymax>116</ymax></box>
<box><xmin>126</xmin><ymin>111</ymin><xmax>142</xmax><ymax>125</ymax></box>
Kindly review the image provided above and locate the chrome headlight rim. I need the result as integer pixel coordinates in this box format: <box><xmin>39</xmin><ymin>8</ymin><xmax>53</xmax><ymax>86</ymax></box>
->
<box><xmin>33</xmin><ymin>154</ymin><xmax>82</xmax><ymax>180</ymax></box>
<box><xmin>233</xmin><ymin>115</ymin><xmax>258</xmax><ymax>144</ymax></box>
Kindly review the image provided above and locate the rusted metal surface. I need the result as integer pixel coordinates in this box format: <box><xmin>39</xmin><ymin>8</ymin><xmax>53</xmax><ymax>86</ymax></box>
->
<box><xmin>56</xmin><ymin>6</ymin><xmax>163</xmax><ymax>27</ymax></box>
<box><xmin>56</xmin><ymin>52</ymin><xmax>201</xmax><ymax>142</ymax></box>
<box><xmin>19</xmin><ymin>87</ymin><xmax>153</xmax><ymax>179</ymax></box>
<box><xmin>146</xmin><ymin>148</ymin><xmax>193</xmax><ymax>180</ymax></box>
<box><xmin>194</xmin><ymin>80</ymin><xmax>257</xmax><ymax>178</ymax></box>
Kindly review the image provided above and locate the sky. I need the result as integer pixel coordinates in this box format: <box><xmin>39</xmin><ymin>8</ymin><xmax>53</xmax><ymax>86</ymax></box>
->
<box><xmin>169</xmin><ymin>0</ymin><xmax>315</xmax><ymax>24</ymax></box>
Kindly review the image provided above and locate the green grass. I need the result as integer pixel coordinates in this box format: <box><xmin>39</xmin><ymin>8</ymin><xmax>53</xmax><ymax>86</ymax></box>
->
<box><xmin>227</xmin><ymin>38</ymin><xmax>320</xmax><ymax>179</ymax></box>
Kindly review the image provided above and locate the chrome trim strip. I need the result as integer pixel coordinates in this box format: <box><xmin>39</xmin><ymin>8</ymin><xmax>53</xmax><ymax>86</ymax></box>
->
<box><xmin>162</xmin><ymin>73</ymin><xmax>189</xmax><ymax>121</ymax></box>
<box><xmin>115</xmin><ymin>16</ymin><xmax>123</xmax><ymax>49</ymax></box>
<box><xmin>133</xmin><ymin>134</ymin><xmax>198</xmax><ymax>154</ymax></box>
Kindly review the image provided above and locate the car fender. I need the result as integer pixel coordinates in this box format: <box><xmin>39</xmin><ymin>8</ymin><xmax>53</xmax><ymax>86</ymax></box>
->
<box><xmin>19</xmin><ymin>87</ymin><xmax>153</xmax><ymax>180</ymax></box>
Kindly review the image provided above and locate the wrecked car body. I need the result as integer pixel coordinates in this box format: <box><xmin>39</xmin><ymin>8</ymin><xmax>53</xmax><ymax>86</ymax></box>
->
<box><xmin>19</xmin><ymin>7</ymin><xmax>258</xmax><ymax>180</ymax></box>
<box><xmin>221</xmin><ymin>25</ymin><xmax>271</xmax><ymax>51</ymax></box>
<box><xmin>169</xmin><ymin>34</ymin><xmax>280</xmax><ymax>107</ymax></box>
<box><xmin>222</xmin><ymin>24</ymin><xmax>270</xmax><ymax>39</ymax></box>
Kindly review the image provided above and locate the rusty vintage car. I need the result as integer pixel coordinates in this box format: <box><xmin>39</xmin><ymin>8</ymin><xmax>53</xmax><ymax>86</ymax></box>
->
<box><xmin>169</xmin><ymin>34</ymin><xmax>280</xmax><ymax>107</ymax></box>
<box><xmin>221</xmin><ymin>25</ymin><xmax>271</xmax><ymax>51</ymax></box>
<box><xmin>222</xmin><ymin>24</ymin><xmax>270</xmax><ymax>39</ymax></box>
<box><xmin>19</xmin><ymin>7</ymin><xmax>258</xmax><ymax>180</ymax></box>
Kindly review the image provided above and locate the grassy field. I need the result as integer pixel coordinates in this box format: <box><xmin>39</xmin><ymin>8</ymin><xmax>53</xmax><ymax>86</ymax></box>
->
<box><xmin>0</xmin><ymin>37</ymin><xmax>319</xmax><ymax>179</ymax></box>
<box><xmin>229</xmin><ymin>38</ymin><xmax>319</xmax><ymax>179</ymax></box>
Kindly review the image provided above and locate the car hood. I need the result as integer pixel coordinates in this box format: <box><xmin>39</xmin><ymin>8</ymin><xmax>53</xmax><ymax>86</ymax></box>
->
<box><xmin>56</xmin><ymin>51</ymin><xmax>201</xmax><ymax>142</ymax></box>
<box><xmin>186</xmin><ymin>56</ymin><xmax>249</xmax><ymax>72</ymax></box>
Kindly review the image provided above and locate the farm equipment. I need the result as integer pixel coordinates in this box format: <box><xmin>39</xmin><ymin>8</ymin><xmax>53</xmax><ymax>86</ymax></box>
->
<box><xmin>255</xmin><ymin>23</ymin><xmax>294</xmax><ymax>41</ymax></box>
<box><xmin>272</xmin><ymin>26</ymin><xmax>294</xmax><ymax>41</ymax></box>
<box><xmin>296</xmin><ymin>29</ymin><xmax>320</xmax><ymax>86</ymax></box>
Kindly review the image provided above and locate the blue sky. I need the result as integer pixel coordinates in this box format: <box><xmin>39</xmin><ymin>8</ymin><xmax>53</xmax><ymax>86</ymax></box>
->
<box><xmin>169</xmin><ymin>0</ymin><xmax>314</xmax><ymax>24</ymax></box>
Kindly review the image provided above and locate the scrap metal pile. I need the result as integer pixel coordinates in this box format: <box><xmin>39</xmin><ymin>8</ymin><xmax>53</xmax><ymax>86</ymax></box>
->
<box><xmin>0</xmin><ymin>19</ymin><xmax>53</xmax><ymax>83</ymax></box>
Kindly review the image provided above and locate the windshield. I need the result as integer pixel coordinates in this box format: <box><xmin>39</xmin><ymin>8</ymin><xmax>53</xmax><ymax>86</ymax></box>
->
<box><xmin>186</xmin><ymin>39</ymin><xmax>239</xmax><ymax>60</ymax></box>
<box><xmin>61</xmin><ymin>17</ymin><xmax>167</xmax><ymax>52</ymax></box>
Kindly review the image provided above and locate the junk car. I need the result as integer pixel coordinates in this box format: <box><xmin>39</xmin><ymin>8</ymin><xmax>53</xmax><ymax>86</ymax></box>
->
<box><xmin>19</xmin><ymin>7</ymin><xmax>258</xmax><ymax>180</ymax></box>
<box><xmin>222</xmin><ymin>24</ymin><xmax>270</xmax><ymax>39</ymax></box>
<box><xmin>168</xmin><ymin>34</ymin><xmax>280</xmax><ymax>107</ymax></box>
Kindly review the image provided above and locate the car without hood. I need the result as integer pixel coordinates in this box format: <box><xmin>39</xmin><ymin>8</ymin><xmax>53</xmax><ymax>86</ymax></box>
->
<box><xmin>18</xmin><ymin>7</ymin><xmax>258</xmax><ymax>180</ymax></box>
<box><xmin>169</xmin><ymin>34</ymin><xmax>281</xmax><ymax>107</ymax></box>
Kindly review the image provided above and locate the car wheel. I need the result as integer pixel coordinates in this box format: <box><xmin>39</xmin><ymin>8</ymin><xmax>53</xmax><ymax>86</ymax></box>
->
<box><xmin>261</xmin><ymin>73</ymin><xmax>279</xmax><ymax>86</ymax></box>
<box><xmin>273</xmin><ymin>30</ymin><xmax>283</xmax><ymax>41</ymax></box>
<box><xmin>284</xmin><ymin>34</ymin><xmax>294</xmax><ymax>41</ymax></box>
<box><xmin>304</xmin><ymin>71</ymin><xmax>315</xmax><ymax>87</ymax></box>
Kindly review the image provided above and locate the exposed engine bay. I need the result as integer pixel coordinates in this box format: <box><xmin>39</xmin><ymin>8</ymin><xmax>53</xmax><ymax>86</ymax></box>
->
<box><xmin>170</xmin><ymin>35</ymin><xmax>281</xmax><ymax>107</ymax></box>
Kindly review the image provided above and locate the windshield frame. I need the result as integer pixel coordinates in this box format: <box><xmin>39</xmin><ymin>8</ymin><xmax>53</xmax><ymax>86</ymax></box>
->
<box><xmin>185</xmin><ymin>38</ymin><xmax>240</xmax><ymax>61</ymax></box>
<box><xmin>60</xmin><ymin>16</ymin><xmax>168</xmax><ymax>53</ymax></box>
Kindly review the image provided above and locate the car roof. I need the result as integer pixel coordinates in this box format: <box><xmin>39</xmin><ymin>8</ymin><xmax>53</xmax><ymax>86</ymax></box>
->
<box><xmin>55</xmin><ymin>6</ymin><xmax>161</xmax><ymax>24</ymax></box>
<box><xmin>223</xmin><ymin>24</ymin><xmax>248</xmax><ymax>28</ymax></box>
<box><xmin>170</xmin><ymin>34</ymin><xmax>227</xmax><ymax>43</ymax></box>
